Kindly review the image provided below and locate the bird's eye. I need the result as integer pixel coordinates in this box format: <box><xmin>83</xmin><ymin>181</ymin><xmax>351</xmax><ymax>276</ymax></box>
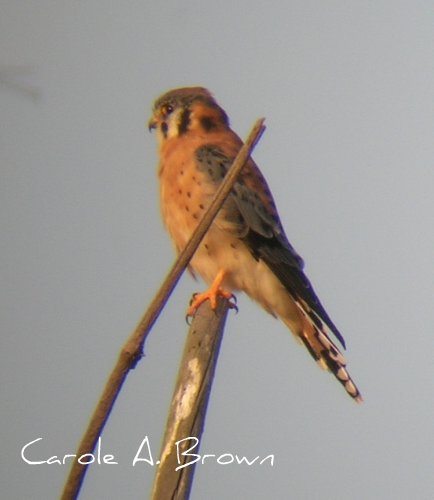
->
<box><xmin>162</xmin><ymin>104</ymin><xmax>174</xmax><ymax>116</ymax></box>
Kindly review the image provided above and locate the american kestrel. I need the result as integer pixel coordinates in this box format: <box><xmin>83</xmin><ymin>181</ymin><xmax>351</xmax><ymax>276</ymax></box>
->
<box><xmin>148</xmin><ymin>87</ymin><xmax>362</xmax><ymax>402</ymax></box>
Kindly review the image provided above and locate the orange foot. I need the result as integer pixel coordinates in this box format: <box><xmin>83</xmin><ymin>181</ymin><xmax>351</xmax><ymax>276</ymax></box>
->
<box><xmin>187</xmin><ymin>270</ymin><xmax>237</xmax><ymax>318</ymax></box>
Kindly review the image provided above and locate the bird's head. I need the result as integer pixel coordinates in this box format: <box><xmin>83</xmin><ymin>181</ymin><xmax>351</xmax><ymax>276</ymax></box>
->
<box><xmin>148</xmin><ymin>87</ymin><xmax>229</xmax><ymax>145</ymax></box>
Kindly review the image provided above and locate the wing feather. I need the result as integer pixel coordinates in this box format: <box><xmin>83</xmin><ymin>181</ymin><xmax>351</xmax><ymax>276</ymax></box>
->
<box><xmin>194</xmin><ymin>144</ymin><xmax>346</xmax><ymax>350</ymax></box>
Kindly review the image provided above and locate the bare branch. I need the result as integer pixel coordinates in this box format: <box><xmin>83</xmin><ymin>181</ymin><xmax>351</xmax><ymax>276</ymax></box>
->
<box><xmin>151</xmin><ymin>297</ymin><xmax>230</xmax><ymax>500</ymax></box>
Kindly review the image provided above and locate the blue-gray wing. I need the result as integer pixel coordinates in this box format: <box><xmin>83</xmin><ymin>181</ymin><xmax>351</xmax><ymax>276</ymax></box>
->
<box><xmin>195</xmin><ymin>144</ymin><xmax>346</xmax><ymax>349</ymax></box>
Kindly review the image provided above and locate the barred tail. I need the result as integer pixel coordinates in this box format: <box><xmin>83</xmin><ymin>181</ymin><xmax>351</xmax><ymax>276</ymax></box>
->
<box><xmin>290</xmin><ymin>301</ymin><xmax>363</xmax><ymax>403</ymax></box>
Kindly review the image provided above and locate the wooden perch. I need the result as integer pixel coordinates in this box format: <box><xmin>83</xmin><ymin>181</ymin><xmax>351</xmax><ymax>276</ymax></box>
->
<box><xmin>60</xmin><ymin>118</ymin><xmax>265</xmax><ymax>500</ymax></box>
<box><xmin>151</xmin><ymin>297</ymin><xmax>230</xmax><ymax>500</ymax></box>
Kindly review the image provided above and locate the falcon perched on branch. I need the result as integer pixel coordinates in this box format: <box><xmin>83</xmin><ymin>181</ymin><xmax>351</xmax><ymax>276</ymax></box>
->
<box><xmin>148</xmin><ymin>87</ymin><xmax>362</xmax><ymax>402</ymax></box>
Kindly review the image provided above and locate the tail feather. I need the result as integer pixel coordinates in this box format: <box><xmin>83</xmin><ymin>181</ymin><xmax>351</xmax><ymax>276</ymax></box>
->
<box><xmin>294</xmin><ymin>301</ymin><xmax>363</xmax><ymax>403</ymax></box>
<box><xmin>241</xmin><ymin>230</ymin><xmax>362</xmax><ymax>401</ymax></box>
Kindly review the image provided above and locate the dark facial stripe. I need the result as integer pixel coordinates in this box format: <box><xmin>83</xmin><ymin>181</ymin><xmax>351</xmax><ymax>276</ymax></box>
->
<box><xmin>200</xmin><ymin>116</ymin><xmax>217</xmax><ymax>131</ymax></box>
<box><xmin>161</xmin><ymin>122</ymin><xmax>168</xmax><ymax>138</ymax></box>
<box><xmin>178</xmin><ymin>108</ymin><xmax>191</xmax><ymax>135</ymax></box>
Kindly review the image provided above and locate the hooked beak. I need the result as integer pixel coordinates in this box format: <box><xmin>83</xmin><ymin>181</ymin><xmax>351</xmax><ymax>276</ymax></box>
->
<box><xmin>148</xmin><ymin>117</ymin><xmax>157</xmax><ymax>132</ymax></box>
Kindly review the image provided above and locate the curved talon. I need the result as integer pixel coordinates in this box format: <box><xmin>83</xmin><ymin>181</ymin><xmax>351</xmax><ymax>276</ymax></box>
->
<box><xmin>187</xmin><ymin>291</ymin><xmax>239</xmax><ymax>318</ymax></box>
<box><xmin>186</xmin><ymin>270</ymin><xmax>237</xmax><ymax>317</ymax></box>
<box><xmin>227</xmin><ymin>294</ymin><xmax>238</xmax><ymax>313</ymax></box>
<box><xmin>189</xmin><ymin>292</ymin><xmax>198</xmax><ymax>306</ymax></box>
<box><xmin>187</xmin><ymin>289</ymin><xmax>233</xmax><ymax>316</ymax></box>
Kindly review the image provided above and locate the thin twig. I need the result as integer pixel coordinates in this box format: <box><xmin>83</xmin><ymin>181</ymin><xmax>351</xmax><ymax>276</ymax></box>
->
<box><xmin>60</xmin><ymin>118</ymin><xmax>265</xmax><ymax>500</ymax></box>
<box><xmin>151</xmin><ymin>297</ymin><xmax>230</xmax><ymax>500</ymax></box>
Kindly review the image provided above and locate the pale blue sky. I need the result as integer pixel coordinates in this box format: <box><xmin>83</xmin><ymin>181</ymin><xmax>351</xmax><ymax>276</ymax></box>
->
<box><xmin>1</xmin><ymin>1</ymin><xmax>433</xmax><ymax>499</ymax></box>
